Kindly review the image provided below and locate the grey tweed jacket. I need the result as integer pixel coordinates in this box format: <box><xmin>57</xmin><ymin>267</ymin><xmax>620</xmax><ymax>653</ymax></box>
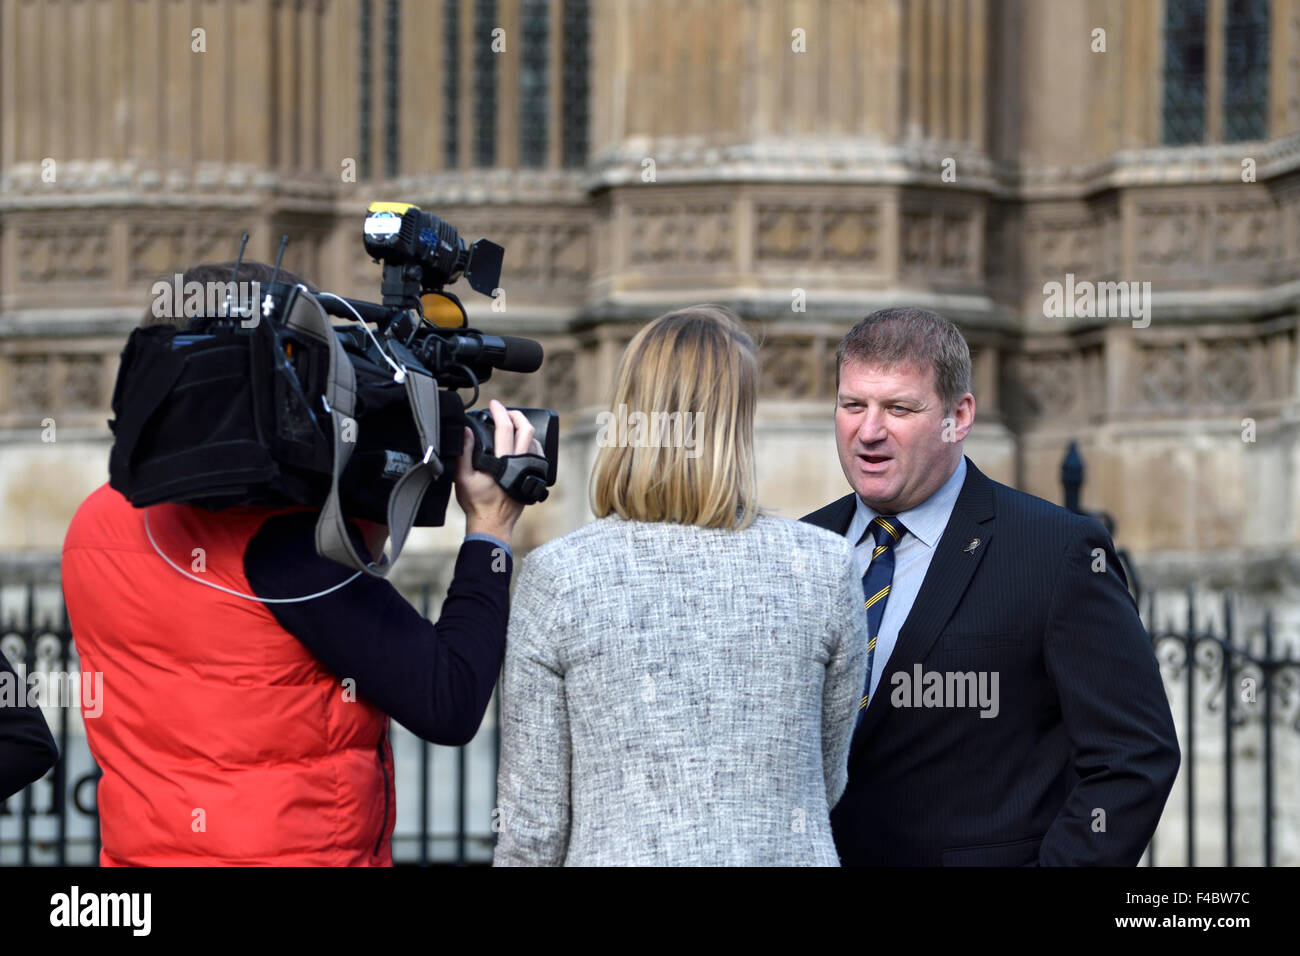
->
<box><xmin>492</xmin><ymin>513</ymin><xmax>868</xmax><ymax>866</ymax></box>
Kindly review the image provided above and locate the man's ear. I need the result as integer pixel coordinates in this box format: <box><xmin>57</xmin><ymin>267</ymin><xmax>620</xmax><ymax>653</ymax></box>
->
<box><xmin>960</xmin><ymin>393</ymin><xmax>976</xmax><ymax>439</ymax></box>
<box><xmin>947</xmin><ymin>393</ymin><xmax>976</xmax><ymax>441</ymax></box>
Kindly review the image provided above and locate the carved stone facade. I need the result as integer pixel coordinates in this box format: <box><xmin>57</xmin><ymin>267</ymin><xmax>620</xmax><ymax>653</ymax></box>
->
<box><xmin>1</xmin><ymin>0</ymin><xmax>1298</xmax><ymax>602</ymax></box>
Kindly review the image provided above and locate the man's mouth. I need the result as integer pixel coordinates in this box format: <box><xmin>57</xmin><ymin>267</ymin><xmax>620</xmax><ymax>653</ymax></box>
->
<box><xmin>858</xmin><ymin>453</ymin><xmax>892</xmax><ymax>472</ymax></box>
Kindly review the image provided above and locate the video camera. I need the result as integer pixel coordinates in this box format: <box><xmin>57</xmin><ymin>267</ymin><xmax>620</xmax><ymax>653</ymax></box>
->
<box><xmin>108</xmin><ymin>202</ymin><xmax>558</xmax><ymax>578</ymax></box>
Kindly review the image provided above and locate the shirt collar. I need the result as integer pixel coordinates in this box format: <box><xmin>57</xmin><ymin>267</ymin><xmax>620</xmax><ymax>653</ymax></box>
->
<box><xmin>847</xmin><ymin>455</ymin><xmax>968</xmax><ymax>550</ymax></box>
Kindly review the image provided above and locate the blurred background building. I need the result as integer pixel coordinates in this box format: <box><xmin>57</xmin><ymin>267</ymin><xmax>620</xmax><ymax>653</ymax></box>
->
<box><xmin>1</xmin><ymin>0</ymin><xmax>1297</xmax><ymax>864</ymax></box>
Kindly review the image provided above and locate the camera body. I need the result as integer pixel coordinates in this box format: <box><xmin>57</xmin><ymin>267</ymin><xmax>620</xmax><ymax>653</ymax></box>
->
<box><xmin>109</xmin><ymin>203</ymin><xmax>557</xmax><ymax>575</ymax></box>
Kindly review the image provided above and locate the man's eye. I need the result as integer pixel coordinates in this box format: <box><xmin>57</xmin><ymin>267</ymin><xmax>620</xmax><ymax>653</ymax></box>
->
<box><xmin>889</xmin><ymin>405</ymin><xmax>910</xmax><ymax>413</ymax></box>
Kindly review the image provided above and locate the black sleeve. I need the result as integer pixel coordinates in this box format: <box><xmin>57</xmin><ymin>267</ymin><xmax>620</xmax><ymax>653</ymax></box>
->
<box><xmin>1039</xmin><ymin>516</ymin><xmax>1181</xmax><ymax>865</ymax></box>
<box><xmin>0</xmin><ymin>648</ymin><xmax>59</xmax><ymax>802</ymax></box>
<box><xmin>244</xmin><ymin>512</ymin><xmax>512</xmax><ymax>746</ymax></box>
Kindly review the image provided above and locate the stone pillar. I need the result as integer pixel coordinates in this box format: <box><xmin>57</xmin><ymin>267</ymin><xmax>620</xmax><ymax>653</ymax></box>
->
<box><xmin>1269</xmin><ymin>0</ymin><xmax>1297</xmax><ymax>137</ymax></box>
<box><xmin>1121</xmin><ymin>0</ymin><xmax>1161</xmax><ymax>149</ymax></box>
<box><xmin>0</xmin><ymin>0</ymin><xmax>17</xmax><ymax>169</ymax></box>
<box><xmin>496</xmin><ymin>0</ymin><xmax>520</xmax><ymax>169</ymax></box>
<box><xmin>300</xmin><ymin>0</ymin><xmax>324</xmax><ymax>173</ymax></box>
<box><xmin>162</xmin><ymin>0</ymin><xmax>195</xmax><ymax>168</ymax></box>
<box><xmin>231</xmin><ymin>0</ymin><xmax>275</xmax><ymax>166</ymax></box>
<box><xmin>325</xmin><ymin>0</ymin><xmax>359</xmax><ymax>181</ymax></box>
<box><xmin>401</xmin><ymin>0</ymin><xmax>444</xmax><ymax>174</ymax></box>
<box><xmin>969</xmin><ymin>0</ymin><xmax>987</xmax><ymax>150</ymax></box>
<box><xmin>903</xmin><ymin>0</ymin><xmax>925</xmax><ymax>140</ymax></box>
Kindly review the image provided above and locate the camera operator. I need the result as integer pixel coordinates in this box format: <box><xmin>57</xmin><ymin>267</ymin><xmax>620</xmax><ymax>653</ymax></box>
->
<box><xmin>61</xmin><ymin>260</ymin><xmax>540</xmax><ymax>866</ymax></box>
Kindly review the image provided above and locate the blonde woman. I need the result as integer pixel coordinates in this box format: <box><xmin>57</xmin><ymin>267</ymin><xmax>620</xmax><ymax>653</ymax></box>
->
<box><xmin>492</xmin><ymin>306</ymin><xmax>867</xmax><ymax>866</ymax></box>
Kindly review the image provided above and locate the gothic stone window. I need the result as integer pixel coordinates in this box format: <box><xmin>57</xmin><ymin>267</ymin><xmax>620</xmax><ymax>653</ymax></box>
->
<box><xmin>1223</xmin><ymin>0</ymin><xmax>1270</xmax><ymax>141</ymax></box>
<box><xmin>1163</xmin><ymin>0</ymin><xmax>1270</xmax><ymax>145</ymax></box>
<box><xmin>449</xmin><ymin>0</ymin><xmax>589</xmax><ymax>170</ymax></box>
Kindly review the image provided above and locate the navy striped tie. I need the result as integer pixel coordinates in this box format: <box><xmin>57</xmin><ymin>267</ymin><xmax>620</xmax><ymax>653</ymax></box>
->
<box><xmin>857</xmin><ymin>515</ymin><xmax>907</xmax><ymax>724</ymax></box>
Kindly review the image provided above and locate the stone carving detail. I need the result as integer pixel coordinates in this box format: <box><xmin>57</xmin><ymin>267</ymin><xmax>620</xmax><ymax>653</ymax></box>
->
<box><xmin>1096</xmin><ymin>201</ymin><xmax>1121</xmax><ymax>277</ymax></box>
<box><xmin>1023</xmin><ymin>215</ymin><xmax>1100</xmax><ymax>281</ymax></box>
<box><xmin>1004</xmin><ymin>351</ymin><xmax>1079</xmax><ymax>420</ymax></box>
<box><xmin>17</xmin><ymin>224</ymin><xmax>111</xmax><ymax>284</ymax></box>
<box><xmin>630</xmin><ymin>205</ymin><xmax>731</xmax><ymax>265</ymax></box>
<box><xmin>759</xmin><ymin>339</ymin><xmax>815</xmax><ymax>400</ymax></box>
<box><xmin>940</xmin><ymin>212</ymin><xmax>970</xmax><ymax>271</ymax></box>
<box><xmin>822</xmin><ymin>207</ymin><xmax>880</xmax><ymax>263</ymax></box>
<box><xmin>1137</xmin><ymin>205</ymin><xmax>1204</xmax><ymax>269</ymax></box>
<box><xmin>759</xmin><ymin>204</ymin><xmax>878</xmax><ymax>265</ymax></box>
<box><xmin>756</xmin><ymin>206</ymin><xmax>815</xmax><ymax>260</ymax></box>
<box><xmin>130</xmin><ymin>225</ymin><xmax>187</xmax><ymax>282</ymax></box>
<box><xmin>1212</xmin><ymin>202</ymin><xmax>1276</xmax><ymax>264</ymax></box>
<box><xmin>62</xmin><ymin>356</ymin><xmax>105</xmax><ymax>410</ymax></box>
<box><xmin>901</xmin><ymin>206</ymin><xmax>973</xmax><ymax>277</ymax></box>
<box><xmin>191</xmin><ymin>224</ymin><xmax>238</xmax><ymax>266</ymax></box>
<box><xmin>995</xmin><ymin>329</ymin><xmax>1285</xmax><ymax>424</ymax></box>
<box><xmin>1136</xmin><ymin>345</ymin><xmax>1191</xmax><ymax>407</ymax></box>
<box><xmin>129</xmin><ymin>219</ymin><xmax>257</xmax><ymax>282</ymax></box>
<box><xmin>10</xmin><ymin>356</ymin><xmax>53</xmax><ymax>412</ymax></box>
<box><xmin>488</xmin><ymin>223</ymin><xmax>589</xmax><ymax>284</ymax></box>
<box><xmin>2</xmin><ymin>354</ymin><xmax>105</xmax><ymax>417</ymax></box>
<box><xmin>985</xmin><ymin>208</ymin><xmax>1011</xmax><ymax>285</ymax></box>
<box><xmin>1016</xmin><ymin>201</ymin><xmax>1116</xmax><ymax>287</ymax></box>
<box><xmin>1135</xmin><ymin>200</ymin><xmax>1282</xmax><ymax>276</ymax></box>
<box><xmin>1200</xmin><ymin>340</ymin><xmax>1257</xmax><ymax>405</ymax></box>
<box><xmin>901</xmin><ymin>210</ymin><xmax>930</xmax><ymax>269</ymax></box>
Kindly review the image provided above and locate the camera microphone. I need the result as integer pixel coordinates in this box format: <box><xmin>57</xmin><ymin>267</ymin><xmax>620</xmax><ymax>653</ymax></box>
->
<box><xmin>441</xmin><ymin>333</ymin><xmax>543</xmax><ymax>374</ymax></box>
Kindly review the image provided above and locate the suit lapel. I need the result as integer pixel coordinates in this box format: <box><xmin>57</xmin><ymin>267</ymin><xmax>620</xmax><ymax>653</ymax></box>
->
<box><xmin>849</xmin><ymin>457</ymin><xmax>997</xmax><ymax>756</ymax></box>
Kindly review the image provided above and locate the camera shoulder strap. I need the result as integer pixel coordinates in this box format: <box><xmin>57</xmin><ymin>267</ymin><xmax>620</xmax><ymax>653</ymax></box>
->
<box><xmin>371</xmin><ymin>367</ymin><xmax>444</xmax><ymax>575</ymax></box>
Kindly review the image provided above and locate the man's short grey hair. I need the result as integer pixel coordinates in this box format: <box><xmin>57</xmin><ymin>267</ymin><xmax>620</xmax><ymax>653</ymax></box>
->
<box><xmin>834</xmin><ymin>307</ymin><xmax>973</xmax><ymax>413</ymax></box>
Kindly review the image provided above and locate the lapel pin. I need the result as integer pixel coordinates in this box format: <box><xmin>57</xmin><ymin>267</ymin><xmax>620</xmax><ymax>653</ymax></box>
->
<box><xmin>964</xmin><ymin>538</ymin><xmax>980</xmax><ymax>553</ymax></box>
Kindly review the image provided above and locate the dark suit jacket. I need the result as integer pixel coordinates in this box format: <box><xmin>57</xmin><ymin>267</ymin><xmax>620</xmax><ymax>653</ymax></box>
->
<box><xmin>802</xmin><ymin>456</ymin><xmax>1180</xmax><ymax>866</ymax></box>
<box><xmin>0</xmin><ymin>647</ymin><xmax>58</xmax><ymax>802</ymax></box>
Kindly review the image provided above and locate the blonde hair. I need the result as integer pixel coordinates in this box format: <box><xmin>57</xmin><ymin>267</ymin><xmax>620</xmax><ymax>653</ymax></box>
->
<box><xmin>590</xmin><ymin>305</ymin><xmax>760</xmax><ymax>530</ymax></box>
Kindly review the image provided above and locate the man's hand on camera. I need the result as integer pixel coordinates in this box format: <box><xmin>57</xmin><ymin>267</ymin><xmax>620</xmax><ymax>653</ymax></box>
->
<box><xmin>455</xmin><ymin>398</ymin><xmax>544</xmax><ymax>544</ymax></box>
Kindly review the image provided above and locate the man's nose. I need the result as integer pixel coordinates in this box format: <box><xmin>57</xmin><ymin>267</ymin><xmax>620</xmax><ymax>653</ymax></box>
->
<box><xmin>856</xmin><ymin>408</ymin><xmax>888</xmax><ymax>444</ymax></box>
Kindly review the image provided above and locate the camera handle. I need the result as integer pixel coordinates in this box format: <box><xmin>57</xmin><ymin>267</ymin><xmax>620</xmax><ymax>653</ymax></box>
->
<box><xmin>464</xmin><ymin>411</ymin><xmax>550</xmax><ymax>504</ymax></box>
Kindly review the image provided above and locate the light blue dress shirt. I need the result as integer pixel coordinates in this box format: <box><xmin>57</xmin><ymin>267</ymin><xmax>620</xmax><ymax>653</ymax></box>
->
<box><xmin>844</xmin><ymin>456</ymin><xmax>967</xmax><ymax>701</ymax></box>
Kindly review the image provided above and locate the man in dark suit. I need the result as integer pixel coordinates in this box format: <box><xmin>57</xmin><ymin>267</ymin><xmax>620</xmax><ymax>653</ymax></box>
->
<box><xmin>803</xmin><ymin>307</ymin><xmax>1179</xmax><ymax>866</ymax></box>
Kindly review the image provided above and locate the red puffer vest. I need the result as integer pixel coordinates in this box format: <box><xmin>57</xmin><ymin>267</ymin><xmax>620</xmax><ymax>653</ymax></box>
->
<box><xmin>62</xmin><ymin>484</ymin><xmax>394</xmax><ymax>866</ymax></box>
